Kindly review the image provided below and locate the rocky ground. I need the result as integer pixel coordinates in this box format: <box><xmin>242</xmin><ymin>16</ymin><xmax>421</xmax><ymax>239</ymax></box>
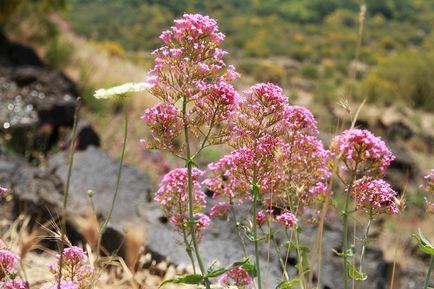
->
<box><xmin>0</xmin><ymin>31</ymin><xmax>433</xmax><ymax>289</ymax></box>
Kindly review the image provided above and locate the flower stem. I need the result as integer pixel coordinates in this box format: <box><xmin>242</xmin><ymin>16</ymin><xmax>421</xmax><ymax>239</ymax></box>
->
<box><xmin>268</xmin><ymin>230</ymin><xmax>289</xmax><ymax>280</ymax></box>
<box><xmin>252</xmin><ymin>181</ymin><xmax>262</xmax><ymax>289</ymax></box>
<box><xmin>230</xmin><ymin>201</ymin><xmax>248</xmax><ymax>258</ymax></box>
<box><xmin>183</xmin><ymin>97</ymin><xmax>210</xmax><ymax>289</ymax></box>
<box><xmin>359</xmin><ymin>209</ymin><xmax>373</xmax><ymax>273</ymax></box>
<box><xmin>293</xmin><ymin>227</ymin><xmax>306</xmax><ymax>289</ymax></box>
<box><xmin>96</xmin><ymin>107</ymin><xmax>128</xmax><ymax>261</ymax></box>
<box><xmin>423</xmin><ymin>255</ymin><xmax>434</xmax><ymax>289</ymax></box>
<box><xmin>58</xmin><ymin>98</ymin><xmax>81</xmax><ymax>288</ymax></box>
<box><xmin>342</xmin><ymin>168</ymin><xmax>358</xmax><ymax>289</ymax></box>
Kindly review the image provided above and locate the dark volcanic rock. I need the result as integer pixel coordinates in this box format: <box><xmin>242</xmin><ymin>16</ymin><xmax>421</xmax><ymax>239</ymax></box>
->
<box><xmin>0</xmin><ymin>31</ymin><xmax>83</xmax><ymax>156</ymax></box>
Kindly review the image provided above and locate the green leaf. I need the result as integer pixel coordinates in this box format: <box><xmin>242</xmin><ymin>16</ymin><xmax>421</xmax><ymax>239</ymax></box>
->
<box><xmin>332</xmin><ymin>247</ymin><xmax>354</xmax><ymax>258</ymax></box>
<box><xmin>284</xmin><ymin>242</ymin><xmax>310</xmax><ymax>253</ymax></box>
<box><xmin>205</xmin><ymin>258</ymin><xmax>250</xmax><ymax>278</ymax></box>
<box><xmin>242</xmin><ymin>261</ymin><xmax>258</xmax><ymax>277</ymax></box>
<box><xmin>346</xmin><ymin>262</ymin><xmax>367</xmax><ymax>281</ymax></box>
<box><xmin>238</xmin><ymin>223</ymin><xmax>256</xmax><ymax>241</ymax></box>
<box><xmin>275</xmin><ymin>278</ymin><xmax>299</xmax><ymax>289</ymax></box>
<box><xmin>206</xmin><ymin>267</ymin><xmax>228</xmax><ymax>278</ymax></box>
<box><xmin>159</xmin><ymin>274</ymin><xmax>203</xmax><ymax>288</ymax></box>
<box><xmin>413</xmin><ymin>229</ymin><xmax>434</xmax><ymax>255</ymax></box>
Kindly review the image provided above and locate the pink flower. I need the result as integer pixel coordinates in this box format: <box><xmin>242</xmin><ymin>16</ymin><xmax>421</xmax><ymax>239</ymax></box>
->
<box><xmin>48</xmin><ymin>246</ymin><xmax>95</xmax><ymax>288</ymax></box>
<box><xmin>351</xmin><ymin>177</ymin><xmax>398</xmax><ymax>215</ymax></box>
<box><xmin>155</xmin><ymin>168</ymin><xmax>207</xmax><ymax>228</ymax></box>
<box><xmin>276</xmin><ymin>212</ymin><xmax>298</xmax><ymax>227</ymax></box>
<box><xmin>195</xmin><ymin>213</ymin><xmax>211</xmax><ymax>229</ymax></box>
<box><xmin>283</xmin><ymin>105</ymin><xmax>319</xmax><ymax>136</ymax></box>
<box><xmin>210</xmin><ymin>202</ymin><xmax>232</xmax><ymax>218</ymax></box>
<box><xmin>3</xmin><ymin>279</ymin><xmax>27</xmax><ymax>289</ymax></box>
<box><xmin>421</xmin><ymin>169</ymin><xmax>434</xmax><ymax>194</ymax></box>
<box><xmin>0</xmin><ymin>249</ymin><xmax>19</xmax><ymax>279</ymax></box>
<box><xmin>256</xmin><ymin>210</ymin><xmax>266</xmax><ymax>225</ymax></box>
<box><xmin>421</xmin><ymin>169</ymin><xmax>434</xmax><ymax>213</ymax></box>
<box><xmin>47</xmin><ymin>281</ymin><xmax>78</xmax><ymax>289</ymax></box>
<box><xmin>218</xmin><ymin>266</ymin><xmax>253</xmax><ymax>288</ymax></box>
<box><xmin>141</xmin><ymin>103</ymin><xmax>183</xmax><ymax>151</ymax></box>
<box><xmin>330</xmin><ymin>129</ymin><xmax>395</xmax><ymax>177</ymax></box>
<box><xmin>145</xmin><ymin>14</ymin><xmax>239</xmax><ymax>149</ymax></box>
<box><xmin>0</xmin><ymin>186</ymin><xmax>8</xmax><ymax>198</ymax></box>
<box><xmin>281</xmin><ymin>135</ymin><xmax>331</xmax><ymax>200</ymax></box>
<box><xmin>170</xmin><ymin>213</ymin><xmax>210</xmax><ymax>238</ymax></box>
<box><xmin>232</xmin><ymin>83</ymin><xmax>289</xmax><ymax>146</ymax></box>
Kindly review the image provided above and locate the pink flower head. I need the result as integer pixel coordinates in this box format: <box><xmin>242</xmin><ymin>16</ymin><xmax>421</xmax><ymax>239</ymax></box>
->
<box><xmin>3</xmin><ymin>279</ymin><xmax>27</xmax><ymax>289</ymax></box>
<box><xmin>210</xmin><ymin>202</ymin><xmax>232</xmax><ymax>218</ymax></box>
<box><xmin>218</xmin><ymin>266</ymin><xmax>253</xmax><ymax>288</ymax></box>
<box><xmin>170</xmin><ymin>213</ymin><xmax>210</xmax><ymax>239</ymax></box>
<box><xmin>330</xmin><ymin>129</ymin><xmax>395</xmax><ymax>177</ymax></box>
<box><xmin>0</xmin><ymin>186</ymin><xmax>8</xmax><ymax>198</ymax></box>
<box><xmin>421</xmin><ymin>169</ymin><xmax>434</xmax><ymax>213</ymax></box>
<box><xmin>234</xmin><ymin>83</ymin><xmax>289</xmax><ymax>141</ymax></box>
<box><xmin>351</xmin><ymin>177</ymin><xmax>398</xmax><ymax>215</ymax></box>
<box><xmin>276</xmin><ymin>212</ymin><xmax>298</xmax><ymax>227</ymax></box>
<box><xmin>146</xmin><ymin>14</ymin><xmax>239</xmax><ymax>147</ymax></box>
<box><xmin>172</xmin><ymin>14</ymin><xmax>224</xmax><ymax>44</ymax></box>
<box><xmin>283</xmin><ymin>105</ymin><xmax>319</xmax><ymax>137</ymax></box>
<box><xmin>47</xmin><ymin>281</ymin><xmax>78</xmax><ymax>289</ymax></box>
<box><xmin>141</xmin><ymin>103</ymin><xmax>182</xmax><ymax>151</ymax></box>
<box><xmin>48</xmin><ymin>246</ymin><xmax>95</xmax><ymax>288</ymax></box>
<box><xmin>203</xmin><ymin>147</ymin><xmax>254</xmax><ymax>202</ymax></box>
<box><xmin>421</xmin><ymin>169</ymin><xmax>434</xmax><ymax>194</ymax></box>
<box><xmin>282</xmin><ymin>135</ymin><xmax>331</xmax><ymax>200</ymax></box>
<box><xmin>0</xmin><ymin>249</ymin><xmax>19</xmax><ymax>279</ymax></box>
<box><xmin>195</xmin><ymin>213</ymin><xmax>211</xmax><ymax>229</ymax></box>
<box><xmin>155</xmin><ymin>168</ymin><xmax>207</xmax><ymax>222</ymax></box>
<box><xmin>256</xmin><ymin>210</ymin><xmax>266</xmax><ymax>226</ymax></box>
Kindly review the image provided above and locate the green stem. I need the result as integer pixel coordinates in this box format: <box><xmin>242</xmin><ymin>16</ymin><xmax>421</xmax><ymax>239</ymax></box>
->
<box><xmin>183</xmin><ymin>97</ymin><xmax>210</xmax><ymax>289</ymax></box>
<box><xmin>252</xmin><ymin>181</ymin><xmax>262</xmax><ymax>289</ymax></box>
<box><xmin>58</xmin><ymin>98</ymin><xmax>81</xmax><ymax>288</ymax></box>
<box><xmin>342</xmin><ymin>168</ymin><xmax>358</xmax><ymax>289</ymax></box>
<box><xmin>293</xmin><ymin>227</ymin><xmax>306</xmax><ymax>289</ymax></box>
<box><xmin>423</xmin><ymin>255</ymin><xmax>434</xmax><ymax>289</ymax></box>
<box><xmin>230</xmin><ymin>201</ymin><xmax>248</xmax><ymax>258</ymax></box>
<box><xmin>359</xmin><ymin>210</ymin><xmax>373</xmax><ymax>273</ymax></box>
<box><xmin>268</xmin><ymin>230</ymin><xmax>289</xmax><ymax>280</ymax></box>
<box><xmin>182</xmin><ymin>229</ymin><xmax>197</xmax><ymax>274</ymax></box>
<box><xmin>96</xmin><ymin>108</ymin><xmax>128</xmax><ymax>261</ymax></box>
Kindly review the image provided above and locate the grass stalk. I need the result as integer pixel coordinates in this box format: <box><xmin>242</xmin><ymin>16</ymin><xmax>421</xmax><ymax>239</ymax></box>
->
<box><xmin>57</xmin><ymin>98</ymin><xmax>81</xmax><ymax>288</ymax></box>
<box><xmin>95</xmin><ymin>106</ymin><xmax>128</xmax><ymax>263</ymax></box>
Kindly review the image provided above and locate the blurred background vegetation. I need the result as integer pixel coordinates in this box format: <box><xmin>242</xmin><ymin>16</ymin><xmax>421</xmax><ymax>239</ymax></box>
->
<box><xmin>1</xmin><ymin>0</ymin><xmax>434</xmax><ymax>185</ymax></box>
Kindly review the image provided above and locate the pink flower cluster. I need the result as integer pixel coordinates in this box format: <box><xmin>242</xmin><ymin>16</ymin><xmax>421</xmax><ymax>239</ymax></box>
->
<box><xmin>47</xmin><ymin>281</ymin><xmax>78</xmax><ymax>289</ymax></box>
<box><xmin>218</xmin><ymin>266</ymin><xmax>253</xmax><ymax>289</ymax></box>
<box><xmin>205</xmin><ymin>83</ymin><xmax>330</xmax><ymax>212</ymax></box>
<box><xmin>141</xmin><ymin>103</ymin><xmax>182</xmax><ymax>151</ymax></box>
<box><xmin>421</xmin><ymin>169</ymin><xmax>434</xmax><ymax>213</ymax></box>
<box><xmin>48</xmin><ymin>246</ymin><xmax>95</xmax><ymax>289</ymax></box>
<box><xmin>231</xmin><ymin>83</ymin><xmax>288</xmax><ymax>147</ymax></box>
<box><xmin>155</xmin><ymin>168</ymin><xmax>210</xmax><ymax>235</ymax></box>
<box><xmin>0</xmin><ymin>248</ymin><xmax>19</xmax><ymax>280</ymax></box>
<box><xmin>256</xmin><ymin>211</ymin><xmax>266</xmax><ymax>226</ymax></box>
<box><xmin>210</xmin><ymin>202</ymin><xmax>232</xmax><ymax>219</ymax></box>
<box><xmin>143</xmin><ymin>13</ymin><xmax>240</xmax><ymax>151</ymax></box>
<box><xmin>276</xmin><ymin>212</ymin><xmax>298</xmax><ymax>227</ymax></box>
<box><xmin>0</xmin><ymin>186</ymin><xmax>7</xmax><ymax>198</ymax></box>
<box><xmin>351</xmin><ymin>178</ymin><xmax>398</xmax><ymax>215</ymax></box>
<box><xmin>330</xmin><ymin>129</ymin><xmax>395</xmax><ymax>177</ymax></box>
<box><xmin>3</xmin><ymin>279</ymin><xmax>27</xmax><ymax>289</ymax></box>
